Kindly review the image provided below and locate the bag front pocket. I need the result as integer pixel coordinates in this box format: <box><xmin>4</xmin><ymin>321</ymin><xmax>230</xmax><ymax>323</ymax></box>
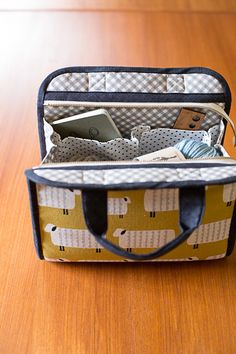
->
<box><xmin>25</xmin><ymin>161</ymin><xmax>236</xmax><ymax>261</ymax></box>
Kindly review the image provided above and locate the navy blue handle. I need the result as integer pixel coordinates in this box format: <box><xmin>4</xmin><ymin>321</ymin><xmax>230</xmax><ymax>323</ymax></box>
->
<box><xmin>82</xmin><ymin>187</ymin><xmax>205</xmax><ymax>261</ymax></box>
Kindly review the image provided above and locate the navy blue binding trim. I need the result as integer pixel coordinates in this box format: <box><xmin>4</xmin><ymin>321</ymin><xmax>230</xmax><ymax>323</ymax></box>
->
<box><xmin>37</xmin><ymin>66</ymin><xmax>232</xmax><ymax>159</ymax></box>
<box><xmin>226</xmin><ymin>201</ymin><xmax>236</xmax><ymax>256</ymax></box>
<box><xmin>81</xmin><ymin>187</ymin><xmax>205</xmax><ymax>261</ymax></box>
<box><xmin>26</xmin><ymin>179</ymin><xmax>44</xmax><ymax>260</ymax></box>
<box><xmin>44</xmin><ymin>91</ymin><xmax>226</xmax><ymax>103</ymax></box>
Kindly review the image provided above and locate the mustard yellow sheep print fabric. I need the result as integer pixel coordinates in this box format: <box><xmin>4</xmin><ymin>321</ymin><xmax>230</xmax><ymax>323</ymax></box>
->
<box><xmin>36</xmin><ymin>183</ymin><xmax>236</xmax><ymax>262</ymax></box>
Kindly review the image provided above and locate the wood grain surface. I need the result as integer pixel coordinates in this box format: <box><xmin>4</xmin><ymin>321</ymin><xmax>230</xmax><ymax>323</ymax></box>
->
<box><xmin>1</xmin><ymin>0</ymin><xmax>236</xmax><ymax>12</ymax></box>
<box><xmin>0</xmin><ymin>3</ymin><xmax>236</xmax><ymax>354</ymax></box>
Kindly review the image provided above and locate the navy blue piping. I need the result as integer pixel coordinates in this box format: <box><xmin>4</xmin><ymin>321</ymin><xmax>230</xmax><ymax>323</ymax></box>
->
<box><xmin>37</xmin><ymin>66</ymin><xmax>232</xmax><ymax>159</ymax></box>
<box><xmin>26</xmin><ymin>179</ymin><xmax>44</xmax><ymax>260</ymax></box>
<box><xmin>44</xmin><ymin>91</ymin><xmax>226</xmax><ymax>103</ymax></box>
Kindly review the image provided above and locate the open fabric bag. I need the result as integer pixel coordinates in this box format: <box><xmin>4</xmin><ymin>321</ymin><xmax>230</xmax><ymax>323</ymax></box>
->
<box><xmin>25</xmin><ymin>66</ymin><xmax>236</xmax><ymax>262</ymax></box>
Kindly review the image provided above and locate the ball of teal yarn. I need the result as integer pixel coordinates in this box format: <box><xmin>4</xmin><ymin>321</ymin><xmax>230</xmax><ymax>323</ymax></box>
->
<box><xmin>174</xmin><ymin>139</ymin><xmax>222</xmax><ymax>159</ymax></box>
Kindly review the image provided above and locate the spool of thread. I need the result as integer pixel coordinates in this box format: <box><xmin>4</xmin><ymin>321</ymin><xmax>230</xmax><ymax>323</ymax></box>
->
<box><xmin>174</xmin><ymin>139</ymin><xmax>222</xmax><ymax>159</ymax></box>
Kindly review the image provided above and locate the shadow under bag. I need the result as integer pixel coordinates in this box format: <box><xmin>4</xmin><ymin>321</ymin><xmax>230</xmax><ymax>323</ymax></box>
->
<box><xmin>25</xmin><ymin>66</ymin><xmax>236</xmax><ymax>262</ymax></box>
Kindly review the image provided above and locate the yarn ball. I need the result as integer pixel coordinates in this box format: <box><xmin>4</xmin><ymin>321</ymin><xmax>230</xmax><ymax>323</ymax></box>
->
<box><xmin>174</xmin><ymin>139</ymin><xmax>222</xmax><ymax>159</ymax></box>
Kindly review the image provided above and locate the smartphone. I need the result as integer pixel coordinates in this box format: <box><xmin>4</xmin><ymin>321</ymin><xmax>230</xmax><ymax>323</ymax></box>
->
<box><xmin>51</xmin><ymin>109</ymin><xmax>122</xmax><ymax>141</ymax></box>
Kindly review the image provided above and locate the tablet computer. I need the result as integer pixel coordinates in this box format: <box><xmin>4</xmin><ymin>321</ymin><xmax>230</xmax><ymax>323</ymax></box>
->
<box><xmin>52</xmin><ymin>109</ymin><xmax>122</xmax><ymax>141</ymax></box>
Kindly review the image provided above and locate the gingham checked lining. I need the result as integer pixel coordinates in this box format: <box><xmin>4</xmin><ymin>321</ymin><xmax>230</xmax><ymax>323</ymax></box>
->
<box><xmin>44</xmin><ymin>105</ymin><xmax>225</xmax><ymax>138</ymax></box>
<box><xmin>167</xmin><ymin>74</ymin><xmax>185</xmax><ymax>93</ymax></box>
<box><xmin>47</xmin><ymin>72</ymin><xmax>224</xmax><ymax>94</ymax></box>
<box><xmin>34</xmin><ymin>167</ymin><xmax>236</xmax><ymax>185</ymax></box>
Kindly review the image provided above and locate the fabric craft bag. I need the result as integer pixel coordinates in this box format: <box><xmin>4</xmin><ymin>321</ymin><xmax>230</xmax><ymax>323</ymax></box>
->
<box><xmin>25</xmin><ymin>66</ymin><xmax>236</xmax><ymax>262</ymax></box>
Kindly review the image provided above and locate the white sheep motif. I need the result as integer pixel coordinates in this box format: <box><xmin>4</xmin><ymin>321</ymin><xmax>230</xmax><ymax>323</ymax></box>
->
<box><xmin>107</xmin><ymin>196</ymin><xmax>131</xmax><ymax>218</ymax></box>
<box><xmin>223</xmin><ymin>183</ymin><xmax>236</xmax><ymax>206</ymax></box>
<box><xmin>38</xmin><ymin>185</ymin><xmax>131</xmax><ymax>217</ymax></box>
<box><xmin>144</xmin><ymin>189</ymin><xmax>179</xmax><ymax>217</ymax></box>
<box><xmin>113</xmin><ymin>228</ymin><xmax>175</xmax><ymax>250</ymax></box>
<box><xmin>37</xmin><ymin>185</ymin><xmax>81</xmax><ymax>214</ymax></box>
<box><xmin>45</xmin><ymin>224</ymin><xmax>103</xmax><ymax>253</ymax></box>
<box><xmin>187</xmin><ymin>219</ymin><xmax>231</xmax><ymax>246</ymax></box>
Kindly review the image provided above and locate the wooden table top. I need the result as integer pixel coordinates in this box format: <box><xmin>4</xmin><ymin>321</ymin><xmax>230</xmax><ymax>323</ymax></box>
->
<box><xmin>1</xmin><ymin>2</ymin><xmax>236</xmax><ymax>353</ymax></box>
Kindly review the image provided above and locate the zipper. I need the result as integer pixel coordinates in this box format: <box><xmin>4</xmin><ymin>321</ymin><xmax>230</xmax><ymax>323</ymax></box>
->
<box><xmin>37</xmin><ymin>156</ymin><xmax>236</xmax><ymax>169</ymax></box>
<box><xmin>44</xmin><ymin>100</ymin><xmax>236</xmax><ymax>145</ymax></box>
<box><xmin>44</xmin><ymin>100</ymin><xmax>226</xmax><ymax>109</ymax></box>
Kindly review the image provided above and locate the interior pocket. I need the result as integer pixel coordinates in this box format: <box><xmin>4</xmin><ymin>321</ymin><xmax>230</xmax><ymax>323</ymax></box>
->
<box><xmin>43</xmin><ymin>116</ymin><xmax>227</xmax><ymax>163</ymax></box>
<box><xmin>43</xmin><ymin>101</ymin><xmax>226</xmax><ymax>139</ymax></box>
<box><xmin>131</xmin><ymin>126</ymin><xmax>213</xmax><ymax>155</ymax></box>
<box><xmin>43</xmin><ymin>133</ymin><xmax>139</xmax><ymax>163</ymax></box>
<box><xmin>42</xmin><ymin>100</ymin><xmax>235</xmax><ymax>163</ymax></box>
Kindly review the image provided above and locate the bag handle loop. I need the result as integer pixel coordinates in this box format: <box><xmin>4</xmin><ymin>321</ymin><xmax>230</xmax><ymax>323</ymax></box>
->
<box><xmin>81</xmin><ymin>187</ymin><xmax>205</xmax><ymax>261</ymax></box>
